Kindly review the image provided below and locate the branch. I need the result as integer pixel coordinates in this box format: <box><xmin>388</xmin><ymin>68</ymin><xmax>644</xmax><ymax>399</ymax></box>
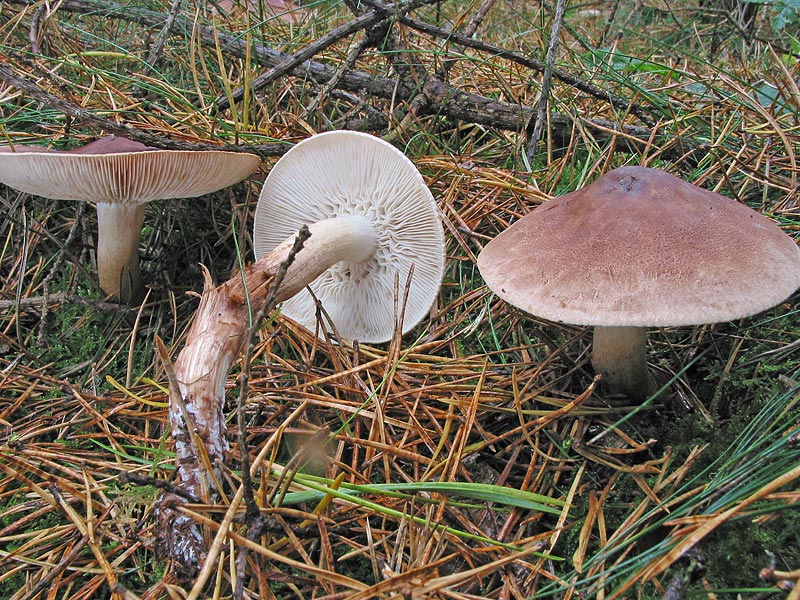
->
<box><xmin>3</xmin><ymin>0</ymin><xmax>706</xmax><ymax>159</ymax></box>
<box><xmin>0</xmin><ymin>60</ymin><xmax>284</xmax><ymax>155</ymax></box>
<box><xmin>418</xmin><ymin>74</ymin><xmax>704</xmax><ymax>160</ymax></box>
<box><xmin>213</xmin><ymin>0</ymin><xmax>441</xmax><ymax>111</ymax></box>
<box><xmin>355</xmin><ymin>0</ymin><xmax>655</xmax><ymax>124</ymax></box>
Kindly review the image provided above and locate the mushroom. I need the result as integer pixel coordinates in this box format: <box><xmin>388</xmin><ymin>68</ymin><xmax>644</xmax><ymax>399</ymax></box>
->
<box><xmin>477</xmin><ymin>166</ymin><xmax>800</xmax><ymax>401</ymax></box>
<box><xmin>0</xmin><ymin>135</ymin><xmax>260</xmax><ymax>303</ymax></box>
<box><xmin>160</xmin><ymin>130</ymin><xmax>445</xmax><ymax>573</ymax></box>
<box><xmin>253</xmin><ymin>130</ymin><xmax>446</xmax><ymax>342</ymax></box>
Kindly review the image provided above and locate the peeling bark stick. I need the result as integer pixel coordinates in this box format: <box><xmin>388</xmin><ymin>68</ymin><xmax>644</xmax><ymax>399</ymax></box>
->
<box><xmin>155</xmin><ymin>227</ymin><xmax>318</xmax><ymax>577</ymax></box>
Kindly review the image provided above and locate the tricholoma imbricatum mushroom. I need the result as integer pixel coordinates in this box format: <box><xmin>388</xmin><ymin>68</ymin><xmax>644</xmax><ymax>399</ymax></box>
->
<box><xmin>0</xmin><ymin>135</ymin><xmax>260</xmax><ymax>303</ymax></box>
<box><xmin>478</xmin><ymin>166</ymin><xmax>800</xmax><ymax>401</ymax></box>
<box><xmin>253</xmin><ymin>130</ymin><xmax>446</xmax><ymax>342</ymax></box>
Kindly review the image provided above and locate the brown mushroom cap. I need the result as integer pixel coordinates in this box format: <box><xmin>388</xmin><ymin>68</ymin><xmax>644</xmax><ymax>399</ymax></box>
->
<box><xmin>477</xmin><ymin>166</ymin><xmax>800</xmax><ymax>327</ymax></box>
<box><xmin>0</xmin><ymin>135</ymin><xmax>261</xmax><ymax>204</ymax></box>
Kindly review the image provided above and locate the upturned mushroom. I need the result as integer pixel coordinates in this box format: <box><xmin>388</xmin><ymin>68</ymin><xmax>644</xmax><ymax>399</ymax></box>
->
<box><xmin>477</xmin><ymin>166</ymin><xmax>800</xmax><ymax>401</ymax></box>
<box><xmin>0</xmin><ymin>135</ymin><xmax>260</xmax><ymax>303</ymax></box>
<box><xmin>162</xmin><ymin>130</ymin><xmax>445</xmax><ymax>574</ymax></box>
<box><xmin>253</xmin><ymin>129</ymin><xmax>446</xmax><ymax>342</ymax></box>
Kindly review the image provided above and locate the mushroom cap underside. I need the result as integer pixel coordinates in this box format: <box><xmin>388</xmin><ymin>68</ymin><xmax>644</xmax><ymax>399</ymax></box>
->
<box><xmin>253</xmin><ymin>130</ymin><xmax>445</xmax><ymax>343</ymax></box>
<box><xmin>478</xmin><ymin>166</ymin><xmax>800</xmax><ymax>327</ymax></box>
<box><xmin>0</xmin><ymin>136</ymin><xmax>260</xmax><ymax>204</ymax></box>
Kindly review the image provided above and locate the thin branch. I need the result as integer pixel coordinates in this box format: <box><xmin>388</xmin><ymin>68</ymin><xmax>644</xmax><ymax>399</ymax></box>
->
<box><xmin>233</xmin><ymin>226</ymin><xmax>310</xmax><ymax>600</ymax></box>
<box><xmin>132</xmin><ymin>0</ymin><xmax>183</xmax><ymax>98</ymax></box>
<box><xmin>438</xmin><ymin>0</ymin><xmax>499</xmax><ymax>79</ymax></box>
<box><xmin>237</xmin><ymin>227</ymin><xmax>311</xmax><ymax>511</ymax></box>
<box><xmin>0</xmin><ymin>290</ymin><xmax>125</xmax><ymax>312</ymax></box>
<box><xmin>4</xmin><ymin>0</ymin><xmax>648</xmax><ymax>124</ymax></box>
<box><xmin>462</xmin><ymin>0</ymin><xmax>498</xmax><ymax>39</ymax></box>
<box><xmin>118</xmin><ymin>470</ymin><xmax>201</xmax><ymax>503</ymax></box>
<box><xmin>526</xmin><ymin>0</ymin><xmax>568</xmax><ymax>163</ymax></box>
<box><xmin>300</xmin><ymin>36</ymin><xmax>371</xmax><ymax>121</ymax></box>
<box><xmin>0</xmin><ymin>60</ymin><xmax>283</xmax><ymax>155</ymax></box>
<box><xmin>144</xmin><ymin>0</ymin><xmax>183</xmax><ymax>68</ymax></box>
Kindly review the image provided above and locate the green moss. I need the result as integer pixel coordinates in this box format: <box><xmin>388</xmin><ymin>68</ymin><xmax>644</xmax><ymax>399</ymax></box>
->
<box><xmin>699</xmin><ymin>511</ymin><xmax>798</xmax><ymax>594</ymax></box>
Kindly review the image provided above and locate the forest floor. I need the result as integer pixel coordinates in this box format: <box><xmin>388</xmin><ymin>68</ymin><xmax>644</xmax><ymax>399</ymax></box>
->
<box><xmin>0</xmin><ymin>1</ymin><xmax>799</xmax><ymax>598</ymax></box>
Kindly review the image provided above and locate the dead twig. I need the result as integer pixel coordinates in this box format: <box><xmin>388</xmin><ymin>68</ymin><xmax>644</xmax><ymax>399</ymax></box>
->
<box><xmin>0</xmin><ymin>60</ymin><xmax>283</xmax><ymax>154</ymax></box>
<box><xmin>526</xmin><ymin>0</ymin><xmax>568</xmax><ymax>163</ymax></box>
<box><xmin>232</xmin><ymin>227</ymin><xmax>311</xmax><ymax>599</ymax></box>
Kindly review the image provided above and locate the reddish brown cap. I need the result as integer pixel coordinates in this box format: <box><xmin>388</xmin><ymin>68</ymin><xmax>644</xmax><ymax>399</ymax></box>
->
<box><xmin>477</xmin><ymin>166</ymin><xmax>800</xmax><ymax>327</ymax></box>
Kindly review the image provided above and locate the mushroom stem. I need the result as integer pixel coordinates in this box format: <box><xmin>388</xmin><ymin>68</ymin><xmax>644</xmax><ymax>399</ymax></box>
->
<box><xmin>268</xmin><ymin>215</ymin><xmax>379</xmax><ymax>300</ymax></box>
<box><xmin>95</xmin><ymin>202</ymin><xmax>145</xmax><ymax>303</ymax></box>
<box><xmin>591</xmin><ymin>326</ymin><xmax>651</xmax><ymax>401</ymax></box>
<box><xmin>170</xmin><ymin>216</ymin><xmax>377</xmax><ymax>496</ymax></box>
<box><xmin>161</xmin><ymin>216</ymin><xmax>379</xmax><ymax>575</ymax></box>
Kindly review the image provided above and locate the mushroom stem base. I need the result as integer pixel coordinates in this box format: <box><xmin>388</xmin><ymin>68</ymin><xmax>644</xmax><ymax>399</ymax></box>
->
<box><xmin>95</xmin><ymin>202</ymin><xmax>145</xmax><ymax>303</ymax></box>
<box><xmin>161</xmin><ymin>219</ymin><xmax>379</xmax><ymax>578</ymax></box>
<box><xmin>591</xmin><ymin>326</ymin><xmax>651</xmax><ymax>402</ymax></box>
